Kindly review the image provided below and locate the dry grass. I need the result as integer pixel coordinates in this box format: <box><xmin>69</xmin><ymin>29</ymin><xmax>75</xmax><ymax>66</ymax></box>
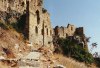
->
<box><xmin>0</xmin><ymin>27</ymin><xmax>28</xmax><ymax>58</ymax></box>
<box><xmin>53</xmin><ymin>54</ymin><xmax>97</xmax><ymax>68</ymax></box>
<box><xmin>0</xmin><ymin>62</ymin><xmax>8</xmax><ymax>68</ymax></box>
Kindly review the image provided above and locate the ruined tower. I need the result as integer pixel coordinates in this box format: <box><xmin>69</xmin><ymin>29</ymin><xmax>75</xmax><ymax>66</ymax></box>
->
<box><xmin>25</xmin><ymin>0</ymin><xmax>53</xmax><ymax>47</ymax></box>
<box><xmin>0</xmin><ymin>0</ymin><xmax>53</xmax><ymax>48</ymax></box>
<box><xmin>54</xmin><ymin>24</ymin><xmax>76</xmax><ymax>38</ymax></box>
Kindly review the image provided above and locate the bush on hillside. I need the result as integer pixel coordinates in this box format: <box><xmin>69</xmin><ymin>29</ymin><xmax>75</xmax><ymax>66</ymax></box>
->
<box><xmin>54</xmin><ymin>38</ymin><xmax>94</xmax><ymax>64</ymax></box>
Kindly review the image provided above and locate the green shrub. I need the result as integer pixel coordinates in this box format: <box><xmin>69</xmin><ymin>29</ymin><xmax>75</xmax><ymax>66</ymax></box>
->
<box><xmin>54</xmin><ymin>38</ymin><xmax>94</xmax><ymax>64</ymax></box>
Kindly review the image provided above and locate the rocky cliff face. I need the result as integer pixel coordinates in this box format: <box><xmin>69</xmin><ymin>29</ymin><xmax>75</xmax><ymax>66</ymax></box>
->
<box><xmin>0</xmin><ymin>0</ymin><xmax>26</xmax><ymax>24</ymax></box>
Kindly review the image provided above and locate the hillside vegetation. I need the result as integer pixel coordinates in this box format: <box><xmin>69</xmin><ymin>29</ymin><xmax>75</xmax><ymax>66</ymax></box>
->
<box><xmin>53</xmin><ymin>37</ymin><xmax>97</xmax><ymax>67</ymax></box>
<box><xmin>0</xmin><ymin>21</ymin><xmax>28</xmax><ymax>59</ymax></box>
<box><xmin>53</xmin><ymin>54</ymin><xmax>97</xmax><ymax>68</ymax></box>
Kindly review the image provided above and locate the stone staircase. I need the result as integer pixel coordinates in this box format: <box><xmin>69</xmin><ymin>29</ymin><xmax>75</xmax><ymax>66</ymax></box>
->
<box><xmin>18</xmin><ymin>46</ymin><xmax>66</xmax><ymax>68</ymax></box>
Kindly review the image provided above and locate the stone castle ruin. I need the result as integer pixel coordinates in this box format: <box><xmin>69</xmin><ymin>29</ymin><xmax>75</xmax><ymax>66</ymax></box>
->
<box><xmin>54</xmin><ymin>25</ymin><xmax>88</xmax><ymax>50</ymax></box>
<box><xmin>54</xmin><ymin>24</ymin><xmax>76</xmax><ymax>38</ymax></box>
<box><xmin>0</xmin><ymin>0</ymin><xmax>88</xmax><ymax>49</ymax></box>
<box><xmin>0</xmin><ymin>0</ymin><xmax>53</xmax><ymax>48</ymax></box>
<box><xmin>25</xmin><ymin>0</ymin><xmax>53</xmax><ymax>47</ymax></box>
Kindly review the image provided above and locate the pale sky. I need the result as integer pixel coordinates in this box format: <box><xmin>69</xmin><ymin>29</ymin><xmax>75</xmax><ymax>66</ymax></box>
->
<box><xmin>44</xmin><ymin>0</ymin><xmax>100</xmax><ymax>54</ymax></box>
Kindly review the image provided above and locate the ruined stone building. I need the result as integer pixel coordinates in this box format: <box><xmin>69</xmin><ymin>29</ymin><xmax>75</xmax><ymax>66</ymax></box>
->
<box><xmin>25</xmin><ymin>0</ymin><xmax>53</xmax><ymax>47</ymax></box>
<box><xmin>75</xmin><ymin>27</ymin><xmax>88</xmax><ymax>50</ymax></box>
<box><xmin>54</xmin><ymin>24</ymin><xmax>76</xmax><ymax>38</ymax></box>
<box><xmin>53</xmin><ymin>24</ymin><xmax>88</xmax><ymax>50</ymax></box>
<box><xmin>0</xmin><ymin>0</ymin><xmax>53</xmax><ymax>47</ymax></box>
<box><xmin>0</xmin><ymin>0</ymin><xmax>88</xmax><ymax>50</ymax></box>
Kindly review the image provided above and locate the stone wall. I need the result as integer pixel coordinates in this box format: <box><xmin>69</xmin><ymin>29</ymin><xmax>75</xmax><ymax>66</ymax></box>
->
<box><xmin>26</xmin><ymin>0</ymin><xmax>53</xmax><ymax>47</ymax></box>
<box><xmin>54</xmin><ymin>24</ymin><xmax>76</xmax><ymax>38</ymax></box>
<box><xmin>53</xmin><ymin>24</ymin><xmax>88</xmax><ymax>50</ymax></box>
<box><xmin>0</xmin><ymin>0</ymin><xmax>26</xmax><ymax>13</ymax></box>
<box><xmin>75</xmin><ymin>27</ymin><xmax>84</xmax><ymax>35</ymax></box>
<box><xmin>75</xmin><ymin>27</ymin><xmax>88</xmax><ymax>50</ymax></box>
<box><xmin>0</xmin><ymin>0</ymin><xmax>53</xmax><ymax>48</ymax></box>
<box><xmin>0</xmin><ymin>0</ymin><xmax>26</xmax><ymax>23</ymax></box>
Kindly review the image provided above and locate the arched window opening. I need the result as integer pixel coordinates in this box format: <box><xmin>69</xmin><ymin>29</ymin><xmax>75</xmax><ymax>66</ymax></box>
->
<box><xmin>36</xmin><ymin>10</ymin><xmax>40</xmax><ymax>24</ymax></box>
<box><xmin>35</xmin><ymin>26</ymin><xmax>38</xmax><ymax>34</ymax></box>
<box><xmin>71</xmin><ymin>27</ymin><xmax>73</xmax><ymax>31</ymax></box>
<box><xmin>47</xmin><ymin>28</ymin><xmax>48</xmax><ymax>35</ymax></box>
<box><xmin>66</xmin><ymin>33</ymin><xmax>68</xmax><ymax>38</ymax></box>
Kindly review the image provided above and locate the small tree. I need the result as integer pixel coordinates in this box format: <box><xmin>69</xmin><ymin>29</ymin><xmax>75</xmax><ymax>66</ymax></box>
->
<box><xmin>90</xmin><ymin>42</ymin><xmax>97</xmax><ymax>52</ymax></box>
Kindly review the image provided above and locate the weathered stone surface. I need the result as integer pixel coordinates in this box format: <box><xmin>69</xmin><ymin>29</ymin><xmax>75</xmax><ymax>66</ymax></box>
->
<box><xmin>54</xmin><ymin>24</ymin><xmax>76</xmax><ymax>38</ymax></box>
<box><xmin>0</xmin><ymin>0</ymin><xmax>26</xmax><ymax>13</ymax></box>
<box><xmin>53</xmin><ymin>24</ymin><xmax>88</xmax><ymax>50</ymax></box>
<box><xmin>26</xmin><ymin>0</ymin><xmax>53</xmax><ymax>47</ymax></box>
<box><xmin>23</xmin><ymin>52</ymin><xmax>41</xmax><ymax>60</ymax></box>
<box><xmin>0</xmin><ymin>0</ymin><xmax>53</xmax><ymax>49</ymax></box>
<box><xmin>53</xmin><ymin>64</ymin><xmax>66</xmax><ymax>68</ymax></box>
<box><xmin>19</xmin><ymin>60</ymin><xmax>41</xmax><ymax>68</ymax></box>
